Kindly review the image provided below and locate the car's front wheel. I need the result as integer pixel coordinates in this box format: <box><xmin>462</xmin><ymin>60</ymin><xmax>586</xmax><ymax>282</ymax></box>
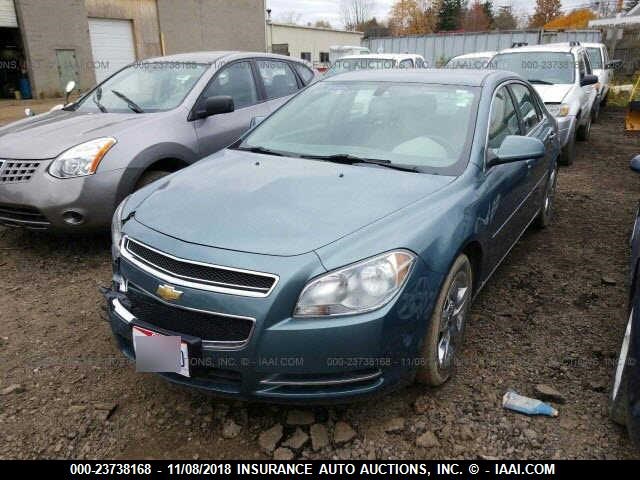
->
<box><xmin>577</xmin><ymin>114</ymin><xmax>592</xmax><ymax>141</ymax></box>
<box><xmin>610</xmin><ymin>311</ymin><xmax>633</xmax><ymax>426</ymax></box>
<box><xmin>559</xmin><ymin>131</ymin><xmax>576</xmax><ymax>166</ymax></box>
<box><xmin>415</xmin><ymin>254</ymin><xmax>473</xmax><ymax>386</ymax></box>
<box><xmin>135</xmin><ymin>170</ymin><xmax>171</xmax><ymax>190</ymax></box>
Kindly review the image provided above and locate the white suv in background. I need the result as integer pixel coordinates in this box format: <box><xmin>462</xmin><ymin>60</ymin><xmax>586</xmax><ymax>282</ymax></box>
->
<box><xmin>583</xmin><ymin>42</ymin><xmax>620</xmax><ymax>114</ymax></box>
<box><xmin>491</xmin><ymin>43</ymin><xmax>598</xmax><ymax>165</ymax></box>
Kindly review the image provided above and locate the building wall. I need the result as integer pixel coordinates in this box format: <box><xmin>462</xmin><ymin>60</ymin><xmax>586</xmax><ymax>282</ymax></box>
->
<box><xmin>269</xmin><ymin>23</ymin><xmax>363</xmax><ymax>64</ymax></box>
<box><xmin>15</xmin><ymin>0</ymin><xmax>95</xmax><ymax>98</ymax></box>
<box><xmin>157</xmin><ymin>0</ymin><xmax>265</xmax><ymax>55</ymax></box>
<box><xmin>85</xmin><ymin>0</ymin><xmax>162</xmax><ymax>59</ymax></box>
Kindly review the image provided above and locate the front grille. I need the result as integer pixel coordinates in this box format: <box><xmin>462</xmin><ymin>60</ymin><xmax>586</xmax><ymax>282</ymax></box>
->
<box><xmin>0</xmin><ymin>160</ymin><xmax>41</xmax><ymax>184</ymax></box>
<box><xmin>123</xmin><ymin>237</ymin><xmax>277</xmax><ymax>296</ymax></box>
<box><xmin>0</xmin><ymin>204</ymin><xmax>50</xmax><ymax>229</ymax></box>
<box><xmin>125</xmin><ymin>285</ymin><xmax>254</xmax><ymax>346</ymax></box>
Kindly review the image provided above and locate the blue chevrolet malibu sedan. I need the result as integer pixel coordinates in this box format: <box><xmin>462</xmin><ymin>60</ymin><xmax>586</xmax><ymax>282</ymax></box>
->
<box><xmin>609</xmin><ymin>155</ymin><xmax>640</xmax><ymax>450</ymax></box>
<box><xmin>105</xmin><ymin>69</ymin><xmax>560</xmax><ymax>401</ymax></box>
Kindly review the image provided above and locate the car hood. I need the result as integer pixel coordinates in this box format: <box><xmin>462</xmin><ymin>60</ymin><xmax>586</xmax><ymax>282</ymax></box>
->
<box><xmin>132</xmin><ymin>149</ymin><xmax>455</xmax><ymax>256</ymax></box>
<box><xmin>533</xmin><ymin>84</ymin><xmax>573</xmax><ymax>104</ymax></box>
<box><xmin>0</xmin><ymin>109</ymin><xmax>151</xmax><ymax>159</ymax></box>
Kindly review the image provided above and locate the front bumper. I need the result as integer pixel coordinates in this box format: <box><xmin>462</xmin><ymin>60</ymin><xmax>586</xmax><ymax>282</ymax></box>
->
<box><xmin>0</xmin><ymin>159</ymin><xmax>124</xmax><ymax>231</ymax></box>
<box><xmin>554</xmin><ymin>115</ymin><xmax>576</xmax><ymax>149</ymax></box>
<box><xmin>105</xmin><ymin>224</ymin><xmax>440</xmax><ymax>403</ymax></box>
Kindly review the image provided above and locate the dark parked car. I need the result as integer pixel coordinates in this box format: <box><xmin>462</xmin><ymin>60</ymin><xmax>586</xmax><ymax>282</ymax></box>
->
<box><xmin>609</xmin><ymin>155</ymin><xmax>640</xmax><ymax>449</ymax></box>
<box><xmin>105</xmin><ymin>69</ymin><xmax>560</xmax><ymax>402</ymax></box>
<box><xmin>0</xmin><ymin>52</ymin><xmax>316</xmax><ymax>231</ymax></box>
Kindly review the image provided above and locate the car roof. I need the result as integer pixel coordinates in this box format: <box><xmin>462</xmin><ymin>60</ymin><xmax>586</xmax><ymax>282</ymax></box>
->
<box><xmin>141</xmin><ymin>51</ymin><xmax>303</xmax><ymax>65</ymax></box>
<box><xmin>451</xmin><ymin>51</ymin><xmax>497</xmax><ymax>60</ymax></box>
<box><xmin>497</xmin><ymin>43</ymin><xmax>582</xmax><ymax>55</ymax></box>
<box><xmin>581</xmin><ymin>42</ymin><xmax>605</xmax><ymax>49</ymax></box>
<box><xmin>339</xmin><ymin>53</ymin><xmax>423</xmax><ymax>61</ymax></box>
<box><xmin>324</xmin><ymin>68</ymin><xmax>516</xmax><ymax>87</ymax></box>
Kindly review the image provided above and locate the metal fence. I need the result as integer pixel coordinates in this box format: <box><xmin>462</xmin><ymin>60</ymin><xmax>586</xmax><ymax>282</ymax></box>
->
<box><xmin>363</xmin><ymin>30</ymin><xmax>603</xmax><ymax>67</ymax></box>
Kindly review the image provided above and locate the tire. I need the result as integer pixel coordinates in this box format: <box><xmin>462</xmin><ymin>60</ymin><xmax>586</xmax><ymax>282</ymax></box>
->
<box><xmin>577</xmin><ymin>114</ymin><xmax>591</xmax><ymax>141</ymax></box>
<box><xmin>415</xmin><ymin>254</ymin><xmax>473</xmax><ymax>386</ymax></box>
<box><xmin>610</xmin><ymin>311</ymin><xmax>633</xmax><ymax>426</ymax></box>
<box><xmin>534</xmin><ymin>160</ymin><xmax>558</xmax><ymax>229</ymax></box>
<box><xmin>591</xmin><ymin>102</ymin><xmax>600</xmax><ymax>124</ymax></box>
<box><xmin>135</xmin><ymin>170</ymin><xmax>171</xmax><ymax>190</ymax></box>
<box><xmin>559</xmin><ymin>131</ymin><xmax>576</xmax><ymax>166</ymax></box>
<box><xmin>601</xmin><ymin>92</ymin><xmax>608</xmax><ymax>107</ymax></box>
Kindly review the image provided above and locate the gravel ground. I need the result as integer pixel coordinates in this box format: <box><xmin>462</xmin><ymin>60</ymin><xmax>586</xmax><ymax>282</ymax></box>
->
<box><xmin>1</xmin><ymin>107</ymin><xmax>639</xmax><ymax>460</ymax></box>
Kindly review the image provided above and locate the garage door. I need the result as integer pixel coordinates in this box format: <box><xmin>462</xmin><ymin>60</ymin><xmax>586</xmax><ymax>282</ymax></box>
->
<box><xmin>0</xmin><ymin>0</ymin><xmax>17</xmax><ymax>28</ymax></box>
<box><xmin>88</xmin><ymin>18</ymin><xmax>136</xmax><ymax>83</ymax></box>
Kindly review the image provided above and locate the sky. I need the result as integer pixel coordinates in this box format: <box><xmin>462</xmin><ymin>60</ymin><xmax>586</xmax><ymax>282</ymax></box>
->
<box><xmin>265</xmin><ymin>0</ymin><xmax>595</xmax><ymax>29</ymax></box>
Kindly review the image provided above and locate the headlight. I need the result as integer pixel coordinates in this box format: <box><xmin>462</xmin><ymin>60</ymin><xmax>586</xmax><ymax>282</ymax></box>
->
<box><xmin>294</xmin><ymin>250</ymin><xmax>416</xmax><ymax>317</ymax></box>
<box><xmin>545</xmin><ymin>103</ymin><xmax>570</xmax><ymax>118</ymax></box>
<box><xmin>111</xmin><ymin>195</ymin><xmax>129</xmax><ymax>256</ymax></box>
<box><xmin>49</xmin><ymin>137</ymin><xmax>116</xmax><ymax>178</ymax></box>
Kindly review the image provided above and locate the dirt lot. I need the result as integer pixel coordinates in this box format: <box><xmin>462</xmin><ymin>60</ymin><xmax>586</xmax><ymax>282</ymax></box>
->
<box><xmin>1</xmin><ymin>107</ymin><xmax>639</xmax><ymax>460</ymax></box>
<box><xmin>0</xmin><ymin>98</ymin><xmax>66</xmax><ymax>126</ymax></box>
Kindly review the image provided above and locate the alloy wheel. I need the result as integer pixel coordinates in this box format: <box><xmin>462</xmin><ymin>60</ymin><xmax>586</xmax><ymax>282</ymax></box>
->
<box><xmin>437</xmin><ymin>269</ymin><xmax>471</xmax><ymax>370</ymax></box>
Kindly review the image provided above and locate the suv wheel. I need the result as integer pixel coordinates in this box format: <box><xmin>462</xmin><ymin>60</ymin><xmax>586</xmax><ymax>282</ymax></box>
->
<box><xmin>610</xmin><ymin>311</ymin><xmax>633</xmax><ymax>426</ymax></box>
<box><xmin>135</xmin><ymin>170</ymin><xmax>171</xmax><ymax>190</ymax></box>
<box><xmin>592</xmin><ymin>102</ymin><xmax>600</xmax><ymax>124</ymax></box>
<box><xmin>577</xmin><ymin>114</ymin><xmax>591</xmax><ymax>141</ymax></box>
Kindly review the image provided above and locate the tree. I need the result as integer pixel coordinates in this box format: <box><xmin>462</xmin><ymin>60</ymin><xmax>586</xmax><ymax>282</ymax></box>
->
<box><xmin>462</xmin><ymin>1</ymin><xmax>491</xmax><ymax>31</ymax></box>
<box><xmin>438</xmin><ymin>0</ymin><xmax>464</xmax><ymax>31</ymax></box>
<box><xmin>340</xmin><ymin>0</ymin><xmax>376</xmax><ymax>30</ymax></box>
<box><xmin>388</xmin><ymin>0</ymin><xmax>434</xmax><ymax>35</ymax></box>
<box><xmin>529</xmin><ymin>0</ymin><xmax>562</xmax><ymax>28</ymax></box>
<box><xmin>494</xmin><ymin>5</ymin><xmax>518</xmax><ymax>29</ymax></box>
<box><xmin>544</xmin><ymin>8</ymin><xmax>596</xmax><ymax>29</ymax></box>
<box><xmin>314</xmin><ymin>20</ymin><xmax>333</xmax><ymax>28</ymax></box>
<box><xmin>359</xmin><ymin>17</ymin><xmax>391</xmax><ymax>37</ymax></box>
<box><xmin>482</xmin><ymin>1</ymin><xmax>495</xmax><ymax>29</ymax></box>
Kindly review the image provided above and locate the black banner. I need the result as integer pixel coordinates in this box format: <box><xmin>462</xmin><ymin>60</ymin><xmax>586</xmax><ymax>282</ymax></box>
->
<box><xmin>1</xmin><ymin>460</ymin><xmax>639</xmax><ymax>479</ymax></box>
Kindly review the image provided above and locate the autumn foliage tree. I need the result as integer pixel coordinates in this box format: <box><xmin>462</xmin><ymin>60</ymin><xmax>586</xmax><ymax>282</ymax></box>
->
<box><xmin>544</xmin><ymin>8</ymin><xmax>596</xmax><ymax>29</ymax></box>
<box><xmin>388</xmin><ymin>0</ymin><xmax>436</xmax><ymax>35</ymax></box>
<box><xmin>462</xmin><ymin>1</ymin><xmax>491</xmax><ymax>31</ymax></box>
<box><xmin>494</xmin><ymin>5</ymin><xmax>518</xmax><ymax>29</ymax></box>
<box><xmin>529</xmin><ymin>0</ymin><xmax>562</xmax><ymax>28</ymax></box>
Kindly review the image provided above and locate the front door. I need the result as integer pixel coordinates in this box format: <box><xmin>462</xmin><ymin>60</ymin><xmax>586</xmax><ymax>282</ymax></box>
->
<box><xmin>194</xmin><ymin>61</ymin><xmax>269</xmax><ymax>156</ymax></box>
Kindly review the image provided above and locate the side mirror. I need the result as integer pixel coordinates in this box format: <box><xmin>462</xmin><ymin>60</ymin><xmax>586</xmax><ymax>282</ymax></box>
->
<box><xmin>193</xmin><ymin>95</ymin><xmax>234</xmax><ymax>120</ymax></box>
<box><xmin>630</xmin><ymin>155</ymin><xmax>640</xmax><ymax>173</ymax></box>
<box><xmin>249</xmin><ymin>116</ymin><xmax>266</xmax><ymax>129</ymax></box>
<box><xmin>606</xmin><ymin>59</ymin><xmax>622</xmax><ymax>70</ymax></box>
<box><xmin>580</xmin><ymin>74</ymin><xmax>598</xmax><ymax>87</ymax></box>
<box><xmin>487</xmin><ymin>135</ymin><xmax>546</xmax><ymax>168</ymax></box>
<box><xmin>64</xmin><ymin>80</ymin><xmax>76</xmax><ymax>104</ymax></box>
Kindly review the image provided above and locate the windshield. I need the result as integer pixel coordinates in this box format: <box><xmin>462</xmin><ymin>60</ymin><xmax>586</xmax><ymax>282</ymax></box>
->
<box><xmin>74</xmin><ymin>62</ymin><xmax>208</xmax><ymax>113</ymax></box>
<box><xmin>491</xmin><ymin>52</ymin><xmax>576</xmax><ymax>84</ymax></box>
<box><xmin>446</xmin><ymin>56</ymin><xmax>491</xmax><ymax>69</ymax></box>
<box><xmin>586</xmin><ymin>47</ymin><xmax>603</xmax><ymax>69</ymax></box>
<box><xmin>327</xmin><ymin>58</ymin><xmax>397</xmax><ymax>76</ymax></box>
<box><xmin>239</xmin><ymin>81</ymin><xmax>479</xmax><ymax>175</ymax></box>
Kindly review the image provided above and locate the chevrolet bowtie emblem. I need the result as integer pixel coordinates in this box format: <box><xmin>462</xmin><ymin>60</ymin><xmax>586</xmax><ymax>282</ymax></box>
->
<box><xmin>156</xmin><ymin>284</ymin><xmax>183</xmax><ymax>301</ymax></box>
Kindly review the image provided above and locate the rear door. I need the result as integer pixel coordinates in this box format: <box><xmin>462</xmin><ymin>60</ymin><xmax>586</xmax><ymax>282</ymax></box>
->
<box><xmin>193</xmin><ymin>60</ymin><xmax>269</xmax><ymax>156</ymax></box>
<box><xmin>254</xmin><ymin>59</ymin><xmax>303</xmax><ymax>113</ymax></box>
<box><xmin>508</xmin><ymin>82</ymin><xmax>554</xmax><ymax>221</ymax></box>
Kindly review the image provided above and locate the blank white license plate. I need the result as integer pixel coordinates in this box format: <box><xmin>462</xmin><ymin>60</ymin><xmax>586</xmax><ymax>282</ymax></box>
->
<box><xmin>132</xmin><ymin>325</ymin><xmax>190</xmax><ymax>377</ymax></box>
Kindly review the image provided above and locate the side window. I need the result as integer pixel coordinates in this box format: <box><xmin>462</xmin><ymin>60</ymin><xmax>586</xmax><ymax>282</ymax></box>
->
<box><xmin>583</xmin><ymin>52</ymin><xmax>592</xmax><ymax>74</ymax></box>
<box><xmin>398</xmin><ymin>59</ymin><xmax>414</xmax><ymax>69</ymax></box>
<box><xmin>294</xmin><ymin>63</ymin><xmax>314</xmax><ymax>84</ymax></box>
<box><xmin>257</xmin><ymin>60</ymin><xmax>299</xmax><ymax>99</ymax></box>
<box><xmin>203</xmin><ymin>61</ymin><xmax>258</xmax><ymax>110</ymax></box>
<box><xmin>509</xmin><ymin>84</ymin><xmax>541</xmax><ymax>134</ymax></box>
<box><xmin>488</xmin><ymin>87</ymin><xmax>520</xmax><ymax>149</ymax></box>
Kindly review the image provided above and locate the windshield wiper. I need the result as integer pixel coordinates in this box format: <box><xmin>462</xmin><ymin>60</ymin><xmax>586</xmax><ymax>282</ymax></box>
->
<box><xmin>111</xmin><ymin>89</ymin><xmax>144</xmax><ymax>113</ymax></box>
<box><xmin>528</xmin><ymin>79</ymin><xmax>554</xmax><ymax>85</ymax></box>
<box><xmin>92</xmin><ymin>88</ymin><xmax>107</xmax><ymax>113</ymax></box>
<box><xmin>300</xmin><ymin>153</ymin><xmax>420</xmax><ymax>173</ymax></box>
<box><xmin>235</xmin><ymin>145</ymin><xmax>286</xmax><ymax>157</ymax></box>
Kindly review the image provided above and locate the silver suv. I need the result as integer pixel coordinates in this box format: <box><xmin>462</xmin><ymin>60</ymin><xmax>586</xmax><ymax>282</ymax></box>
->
<box><xmin>0</xmin><ymin>52</ymin><xmax>317</xmax><ymax>231</ymax></box>
<box><xmin>491</xmin><ymin>42</ymin><xmax>599</xmax><ymax>165</ymax></box>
